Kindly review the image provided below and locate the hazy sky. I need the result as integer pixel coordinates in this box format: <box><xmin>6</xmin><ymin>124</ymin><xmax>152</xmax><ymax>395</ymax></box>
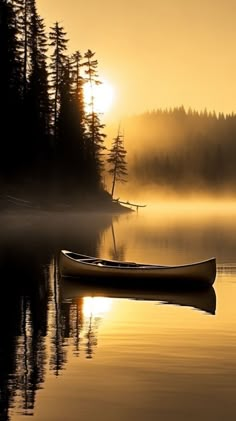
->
<box><xmin>38</xmin><ymin>0</ymin><xmax>236</xmax><ymax>120</ymax></box>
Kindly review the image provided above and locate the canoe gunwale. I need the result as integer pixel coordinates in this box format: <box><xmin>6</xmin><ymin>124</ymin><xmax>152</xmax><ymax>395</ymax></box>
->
<box><xmin>62</xmin><ymin>250</ymin><xmax>216</xmax><ymax>270</ymax></box>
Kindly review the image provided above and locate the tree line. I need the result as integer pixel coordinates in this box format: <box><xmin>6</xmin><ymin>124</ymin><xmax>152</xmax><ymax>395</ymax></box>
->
<box><xmin>127</xmin><ymin>107</ymin><xmax>236</xmax><ymax>193</ymax></box>
<box><xmin>0</xmin><ymin>0</ymin><xmax>117</xmax><ymax>205</ymax></box>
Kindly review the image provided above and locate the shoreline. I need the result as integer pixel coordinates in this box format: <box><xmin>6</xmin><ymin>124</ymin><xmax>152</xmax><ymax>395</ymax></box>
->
<box><xmin>0</xmin><ymin>191</ymin><xmax>134</xmax><ymax>215</ymax></box>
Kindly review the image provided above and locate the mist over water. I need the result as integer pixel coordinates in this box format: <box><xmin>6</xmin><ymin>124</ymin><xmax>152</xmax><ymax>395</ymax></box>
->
<box><xmin>105</xmin><ymin>109</ymin><xmax>236</xmax><ymax>199</ymax></box>
<box><xmin>100</xmin><ymin>201</ymin><xmax>236</xmax><ymax>265</ymax></box>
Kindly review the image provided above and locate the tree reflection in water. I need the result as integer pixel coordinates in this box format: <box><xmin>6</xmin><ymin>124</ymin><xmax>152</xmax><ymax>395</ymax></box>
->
<box><xmin>0</xmin><ymin>250</ymin><xmax>216</xmax><ymax>420</ymax></box>
<box><xmin>0</xmin><ymin>257</ymin><xmax>108</xmax><ymax>420</ymax></box>
<box><xmin>0</xmin><ymin>258</ymin><xmax>49</xmax><ymax>420</ymax></box>
<box><xmin>49</xmin><ymin>256</ymin><xmax>67</xmax><ymax>376</ymax></box>
<box><xmin>0</xmin><ymin>209</ymin><xmax>113</xmax><ymax>419</ymax></box>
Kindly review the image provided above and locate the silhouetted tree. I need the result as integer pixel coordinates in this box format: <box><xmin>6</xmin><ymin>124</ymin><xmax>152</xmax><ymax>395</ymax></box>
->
<box><xmin>107</xmin><ymin>127</ymin><xmax>128</xmax><ymax>198</ymax></box>
<box><xmin>13</xmin><ymin>0</ymin><xmax>32</xmax><ymax>100</ymax></box>
<box><xmin>0</xmin><ymin>1</ymin><xmax>116</xmax><ymax>204</ymax></box>
<box><xmin>26</xmin><ymin>1</ymin><xmax>50</xmax><ymax>178</ymax></box>
<box><xmin>83</xmin><ymin>49</ymin><xmax>106</xmax><ymax>189</ymax></box>
<box><xmin>49</xmin><ymin>22</ymin><xmax>68</xmax><ymax>142</ymax></box>
<box><xmin>69</xmin><ymin>51</ymin><xmax>86</xmax><ymax>176</ymax></box>
<box><xmin>56</xmin><ymin>58</ymin><xmax>77</xmax><ymax>195</ymax></box>
<box><xmin>0</xmin><ymin>0</ymin><xmax>23</xmax><ymax>178</ymax></box>
<box><xmin>71</xmin><ymin>50</ymin><xmax>85</xmax><ymax>138</ymax></box>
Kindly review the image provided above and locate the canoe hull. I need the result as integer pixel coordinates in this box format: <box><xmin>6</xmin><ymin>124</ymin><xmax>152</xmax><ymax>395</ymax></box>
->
<box><xmin>59</xmin><ymin>251</ymin><xmax>216</xmax><ymax>289</ymax></box>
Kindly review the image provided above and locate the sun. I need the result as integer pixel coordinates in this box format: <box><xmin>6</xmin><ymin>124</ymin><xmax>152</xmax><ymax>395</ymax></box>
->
<box><xmin>83</xmin><ymin>79</ymin><xmax>114</xmax><ymax>114</ymax></box>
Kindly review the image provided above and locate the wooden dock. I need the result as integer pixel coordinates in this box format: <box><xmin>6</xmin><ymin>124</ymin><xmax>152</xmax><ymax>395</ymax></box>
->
<box><xmin>113</xmin><ymin>198</ymin><xmax>147</xmax><ymax>212</ymax></box>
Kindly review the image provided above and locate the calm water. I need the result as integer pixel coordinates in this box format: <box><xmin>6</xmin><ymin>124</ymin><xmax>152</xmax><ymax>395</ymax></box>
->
<box><xmin>1</xmin><ymin>204</ymin><xmax>236</xmax><ymax>421</ymax></box>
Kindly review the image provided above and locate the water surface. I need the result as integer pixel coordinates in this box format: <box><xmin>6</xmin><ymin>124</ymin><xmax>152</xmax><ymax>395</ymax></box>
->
<box><xmin>1</xmin><ymin>205</ymin><xmax>236</xmax><ymax>421</ymax></box>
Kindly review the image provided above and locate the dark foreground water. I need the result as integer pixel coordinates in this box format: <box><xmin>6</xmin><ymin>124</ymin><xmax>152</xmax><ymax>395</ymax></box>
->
<box><xmin>0</xmin><ymin>204</ymin><xmax>236</xmax><ymax>421</ymax></box>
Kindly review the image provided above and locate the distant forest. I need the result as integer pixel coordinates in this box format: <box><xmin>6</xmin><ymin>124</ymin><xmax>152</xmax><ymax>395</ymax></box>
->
<box><xmin>0</xmin><ymin>0</ymin><xmax>107</xmax><ymax>205</ymax></box>
<box><xmin>126</xmin><ymin>107</ymin><xmax>236</xmax><ymax>193</ymax></box>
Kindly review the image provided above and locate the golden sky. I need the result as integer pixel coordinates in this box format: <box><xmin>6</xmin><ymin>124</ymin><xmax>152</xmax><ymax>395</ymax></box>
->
<box><xmin>38</xmin><ymin>0</ymin><xmax>236</xmax><ymax>120</ymax></box>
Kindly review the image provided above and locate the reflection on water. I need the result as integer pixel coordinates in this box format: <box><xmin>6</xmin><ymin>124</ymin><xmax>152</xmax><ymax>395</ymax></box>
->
<box><xmin>0</xmin><ymin>208</ymin><xmax>236</xmax><ymax>420</ymax></box>
<box><xmin>61</xmin><ymin>278</ymin><xmax>216</xmax><ymax>315</ymax></box>
<box><xmin>100</xmin><ymin>206</ymin><xmax>236</xmax><ymax>265</ymax></box>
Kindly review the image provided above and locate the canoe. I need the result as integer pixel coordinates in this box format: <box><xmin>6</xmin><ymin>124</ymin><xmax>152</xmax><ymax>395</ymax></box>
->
<box><xmin>60</xmin><ymin>278</ymin><xmax>216</xmax><ymax>315</ymax></box>
<box><xmin>59</xmin><ymin>250</ymin><xmax>216</xmax><ymax>289</ymax></box>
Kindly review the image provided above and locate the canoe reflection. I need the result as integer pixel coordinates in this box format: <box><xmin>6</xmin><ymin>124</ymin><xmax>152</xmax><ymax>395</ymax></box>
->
<box><xmin>60</xmin><ymin>278</ymin><xmax>216</xmax><ymax>315</ymax></box>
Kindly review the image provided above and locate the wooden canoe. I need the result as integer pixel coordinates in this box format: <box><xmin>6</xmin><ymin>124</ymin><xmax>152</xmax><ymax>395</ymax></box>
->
<box><xmin>59</xmin><ymin>250</ymin><xmax>216</xmax><ymax>289</ymax></box>
<box><xmin>60</xmin><ymin>278</ymin><xmax>216</xmax><ymax>315</ymax></box>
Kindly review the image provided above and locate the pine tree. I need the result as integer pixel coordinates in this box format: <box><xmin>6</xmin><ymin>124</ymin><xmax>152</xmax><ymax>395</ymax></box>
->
<box><xmin>13</xmin><ymin>0</ymin><xmax>33</xmax><ymax>100</ymax></box>
<box><xmin>10</xmin><ymin>0</ymin><xmax>51</xmax><ymax>183</ymax></box>
<box><xmin>0</xmin><ymin>1</ymin><xmax>21</xmax><ymax>101</ymax></box>
<box><xmin>27</xmin><ymin>2</ymin><xmax>50</xmax><ymax>157</ymax></box>
<box><xmin>57</xmin><ymin>59</ymin><xmax>73</xmax><ymax>157</ymax></box>
<box><xmin>57</xmin><ymin>56</ymin><xmax>87</xmax><ymax>197</ymax></box>
<box><xmin>69</xmin><ymin>51</ymin><xmax>86</xmax><ymax>182</ymax></box>
<box><xmin>49</xmin><ymin>22</ymin><xmax>68</xmax><ymax>141</ymax></box>
<box><xmin>107</xmin><ymin>128</ymin><xmax>128</xmax><ymax>198</ymax></box>
<box><xmin>0</xmin><ymin>0</ymin><xmax>23</xmax><ymax>178</ymax></box>
<box><xmin>83</xmin><ymin>49</ymin><xmax>106</xmax><ymax>189</ymax></box>
<box><xmin>71</xmin><ymin>50</ymin><xmax>86</xmax><ymax>149</ymax></box>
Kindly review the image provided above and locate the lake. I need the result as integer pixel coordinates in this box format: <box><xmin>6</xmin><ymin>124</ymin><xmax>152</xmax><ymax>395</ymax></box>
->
<box><xmin>1</xmin><ymin>203</ymin><xmax>236</xmax><ymax>421</ymax></box>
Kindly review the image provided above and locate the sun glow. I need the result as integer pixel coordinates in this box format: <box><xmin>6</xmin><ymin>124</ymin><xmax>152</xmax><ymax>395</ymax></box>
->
<box><xmin>83</xmin><ymin>297</ymin><xmax>112</xmax><ymax>318</ymax></box>
<box><xmin>83</xmin><ymin>79</ymin><xmax>114</xmax><ymax>114</ymax></box>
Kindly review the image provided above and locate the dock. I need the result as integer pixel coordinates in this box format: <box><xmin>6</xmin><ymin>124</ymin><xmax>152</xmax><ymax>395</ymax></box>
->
<box><xmin>113</xmin><ymin>198</ymin><xmax>147</xmax><ymax>212</ymax></box>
